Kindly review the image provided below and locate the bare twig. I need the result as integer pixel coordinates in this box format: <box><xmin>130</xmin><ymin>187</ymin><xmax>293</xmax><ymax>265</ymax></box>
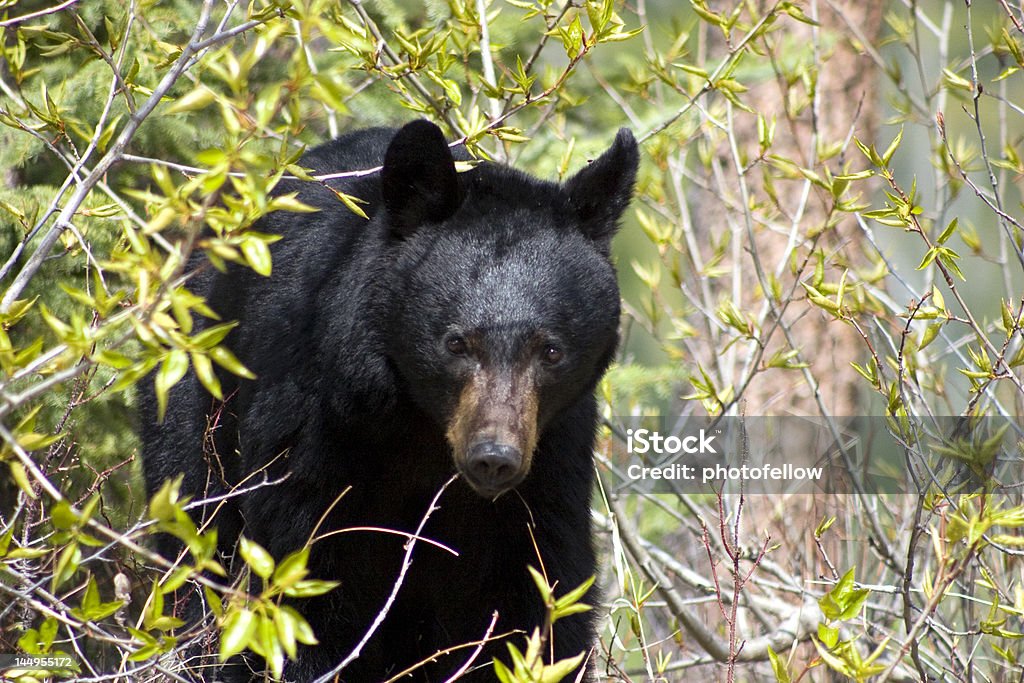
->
<box><xmin>312</xmin><ymin>474</ymin><xmax>459</xmax><ymax>683</ymax></box>
<box><xmin>0</xmin><ymin>0</ymin><xmax>79</xmax><ymax>27</ymax></box>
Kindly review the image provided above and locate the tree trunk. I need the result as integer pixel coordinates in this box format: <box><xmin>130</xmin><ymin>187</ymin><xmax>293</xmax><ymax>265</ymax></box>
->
<box><xmin>700</xmin><ymin>0</ymin><xmax>886</xmax><ymax>416</ymax></box>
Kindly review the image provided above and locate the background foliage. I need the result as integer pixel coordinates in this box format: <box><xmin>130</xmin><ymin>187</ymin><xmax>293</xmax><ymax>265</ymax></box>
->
<box><xmin>1</xmin><ymin>0</ymin><xmax>1024</xmax><ymax>680</ymax></box>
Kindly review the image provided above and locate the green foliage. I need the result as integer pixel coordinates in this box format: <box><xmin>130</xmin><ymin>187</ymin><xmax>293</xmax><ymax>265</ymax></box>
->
<box><xmin>218</xmin><ymin>539</ymin><xmax>333</xmax><ymax>678</ymax></box>
<box><xmin>807</xmin><ymin>569</ymin><xmax>887</xmax><ymax>681</ymax></box>
<box><xmin>493</xmin><ymin>569</ymin><xmax>594</xmax><ymax>683</ymax></box>
<box><xmin>15</xmin><ymin>617</ymin><xmax>80</xmax><ymax>680</ymax></box>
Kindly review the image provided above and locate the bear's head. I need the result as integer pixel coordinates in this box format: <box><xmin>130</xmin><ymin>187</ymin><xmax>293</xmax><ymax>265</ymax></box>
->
<box><xmin>381</xmin><ymin>120</ymin><xmax>638</xmax><ymax>498</ymax></box>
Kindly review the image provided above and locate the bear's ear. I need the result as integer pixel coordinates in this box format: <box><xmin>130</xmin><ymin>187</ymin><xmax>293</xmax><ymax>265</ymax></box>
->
<box><xmin>381</xmin><ymin>120</ymin><xmax>461</xmax><ymax>238</ymax></box>
<box><xmin>564</xmin><ymin>128</ymin><xmax>639</xmax><ymax>253</ymax></box>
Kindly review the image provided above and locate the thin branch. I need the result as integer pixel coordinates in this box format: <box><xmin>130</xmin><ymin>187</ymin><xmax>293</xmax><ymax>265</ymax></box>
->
<box><xmin>997</xmin><ymin>0</ymin><xmax>1024</xmax><ymax>33</ymax></box>
<box><xmin>312</xmin><ymin>475</ymin><xmax>459</xmax><ymax>683</ymax></box>
<box><xmin>607</xmin><ymin>494</ymin><xmax>820</xmax><ymax>664</ymax></box>
<box><xmin>0</xmin><ymin>0</ymin><xmax>79</xmax><ymax>27</ymax></box>
<box><xmin>475</xmin><ymin>0</ymin><xmax>502</xmax><ymax>122</ymax></box>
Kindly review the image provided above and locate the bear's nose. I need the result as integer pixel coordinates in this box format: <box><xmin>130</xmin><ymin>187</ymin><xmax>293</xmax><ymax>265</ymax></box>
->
<box><xmin>465</xmin><ymin>442</ymin><xmax>523</xmax><ymax>495</ymax></box>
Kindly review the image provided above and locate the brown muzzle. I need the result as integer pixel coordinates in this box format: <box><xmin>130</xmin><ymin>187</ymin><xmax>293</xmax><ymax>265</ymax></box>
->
<box><xmin>446</xmin><ymin>366</ymin><xmax>538</xmax><ymax>497</ymax></box>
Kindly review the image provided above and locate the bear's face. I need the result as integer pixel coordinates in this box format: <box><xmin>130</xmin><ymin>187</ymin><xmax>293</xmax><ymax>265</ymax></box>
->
<box><xmin>389</xmin><ymin>224</ymin><xmax>621</xmax><ymax>497</ymax></box>
<box><xmin>380</xmin><ymin>121</ymin><xmax>638</xmax><ymax>498</ymax></box>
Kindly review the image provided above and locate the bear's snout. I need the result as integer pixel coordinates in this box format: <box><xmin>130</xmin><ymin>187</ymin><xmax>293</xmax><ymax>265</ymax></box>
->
<box><xmin>465</xmin><ymin>441</ymin><xmax>524</xmax><ymax>496</ymax></box>
<box><xmin>445</xmin><ymin>365</ymin><xmax>539</xmax><ymax>497</ymax></box>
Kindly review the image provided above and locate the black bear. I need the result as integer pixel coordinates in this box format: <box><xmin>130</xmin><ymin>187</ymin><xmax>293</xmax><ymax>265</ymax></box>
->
<box><xmin>142</xmin><ymin>120</ymin><xmax>638</xmax><ymax>681</ymax></box>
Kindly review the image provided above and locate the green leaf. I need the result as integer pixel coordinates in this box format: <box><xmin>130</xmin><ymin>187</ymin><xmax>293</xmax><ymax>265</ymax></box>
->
<box><xmin>563</xmin><ymin>15</ymin><xmax>585</xmax><ymax>57</ymax></box>
<box><xmin>0</xmin><ymin>524</ymin><xmax>13</xmax><ymax>557</ymax></box>
<box><xmin>51</xmin><ymin>500</ymin><xmax>78</xmax><ymax>530</ymax></box>
<box><xmin>527</xmin><ymin>565</ymin><xmax>553</xmax><ymax>604</ymax></box>
<box><xmin>96</xmin><ymin>349</ymin><xmax>133</xmax><ymax>369</ymax></box>
<box><xmin>813</xmin><ymin>637</ymin><xmax>856</xmax><ymax>678</ymax></box>
<box><xmin>96</xmin><ymin>113</ymin><xmax>123</xmax><ymax>152</ymax></box>
<box><xmin>39</xmin><ymin>303</ymin><xmax>71</xmax><ymax>338</ymax></box>
<box><xmin>110</xmin><ymin>357</ymin><xmax>159</xmax><ymax>394</ymax></box>
<box><xmin>149</xmin><ymin>476</ymin><xmax>183</xmax><ymax>523</ymax></box>
<box><xmin>942</xmin><ymin>67</ymin><xmax>973</xmax><ymax>91</ymax></box>
<box><xmin>555</xmin><ymin>575</ymin><xmax>594</xmax><ymax>609</ymax></box>
<box><xmin>817</xmin><ymin>622</ymin><xmax>839</xmax><ymax>649</ymax></box>
<box><xmin>191</xmin><ymin>321</ymin><xmax>238</xmax><ymax>349</ymax></box>
<box><xmin>52</xmin><ymin>542</ymin><xmax>81</xmax><ymax>592</ymax></box>
<box><xmin>767</xmin><ymin>645</ymin><xmax>792</xmax><ymax>683</ymax></box>
<box><xmin>881</xmin><ymin>126</ymin><xmax>903</xmax><ymax>166</ymax></box>
<box><xmin>539</xmin><ymin>651</ymin><xmax>585</xmax><ymax>682</ymax></box>
<box><xmin>757</xmin><ymin>113</ymin><xmax>775</xmax><ymax>150</ymax></box>
<box><xmin>241</xmin><ymin>236</ymin><xmax>273</xmax><ymax>276</ymax></box>
<box><xmin>18</xmin><ymin>429</ymin><xmax>64</xmax><ymax>452</ymax></box>
<box><xmin>553</xmin><ymin>575</ymin><xmax>594</xmax><ymax>620</ymax></box>
<box><xmin>142</xmin><ymin>579</ymin><xmax>184</xmax><ymax>631</ymax></box>
<box><xmin>690</xmin><ymin>0</ymin><xmax>723</xmax><ymax>25</ymax></box>
<box><xmin>283</xmin><ymin>579</ymin><xmax>340</xmax><ymax>598</ymax></box>
<box><xmin>801</xmin><ymin>282</ymin><xmax>840</xmax><ymax>315</ymax></box>
<box><xmin>128</xmin><ymin>643</ymin><xmax>161</xmax><ymax>662</ymax></box>
<box><xmin>781</xmin><ymin>3</ymin><xmax>819</xmax><ymax>26</ymax></box>
<box><xmin>937</xmin><ymin>217</ymin><xmax>958</xmax><ymax>245</ymax></box>
<box><xmin>493</xmin><ymin>658</ymin><xmax>515</xmax><ymax>683</ymax></box>
<box><xmin>166</xmin><ymin>86</ymin><xmax>216</xmax><ymax>114</ymax></box>
<box><xmin>73</xmin><ymin>576</ymin><xmax>124</xmax><ymax>622</ymax></box>
<box><xmin>191</xmin><ymin>351</ymin><xmax>222</xmax><ymax>399</ymax></box>
<box><xmin>853</xmin><ymin>137</ymin><xmax>882</xmax><ymax>167</ymax></box>
<box><xmin>209</xmin><ymin>345</ymin><xmax>255</xmax><ymax>379</ymax></box>
<box><xmin>205</xmin><ymin>586</ymin><xmax>224</xmax><ymax>618</ymax></box>
<box><xmin>154</xmin><ymin>349</ymin><xmax>190</xmax><ymax>421</ymax></box>
<box><xmin>327</xmin><ymin>188</ymin><xmax>369</xmax><ymax>219</ymax></box>
<box><xmin>1</xmin><ymin>296</ymin><xmax>37</xmax><ymax>324</ymax></box>
<box><xmin>239</xmin><ymin>537</ymin><xmax>275</xmax><ymax>579</ymax></box>
<box><xmin>819</xmin><ymin>567</ymin><xmax>870</xmax><ymax>622</ymax></box>
<box><xmin>219</xmin><ymin>608</ymin><xmax>256</xmax><ymax>661</ymax></box>
<box><xmin>8</xmin><ymin>461</ymin><xmax>37</xmax><ymax>499</ymax></box>
<box><xmin>260</xmin><ymin>611</ymin><xmax>285</xmax><ymax>679</ymax></box>
<box><xmin>160</xmin><ymin>566</ymin><xmax>194</xmax><ymax>594</ymax></box>
<box><xmin>938</xmin><ymin>247</ymin><xmax>965</xmax><ymax>280</ymax></box>
<box><xmin>815</xmin><ymin>515</ymin><xmax>836</xmax><ymax>537</ymax></box>
<box><xmin>274</xmin><ymin>607</ymin><xmax>298</xmax><ymax>658</ymax></box>
<box><xmin>916</xmin><ymin>247</ymin><xmax>939</xmax><ymax>271</ymax></box>
<box><xmin>920</xmin><ymin>322</ymin><xmax>942</xmax><ymax>350</ymax></box>
<box><xmin>269</xmin><ymin>193</ymin><xmax>318</xmax><ymax>214</ymax></box>
<box><xmin>273</xmin><ymin>548</ymin><xmax>310</xmax><ymax>589</ymax></box>
<box><xmin>282</xmin><ymin>605</ymin><xmax>317</xmax><ymax>645</ymax></box>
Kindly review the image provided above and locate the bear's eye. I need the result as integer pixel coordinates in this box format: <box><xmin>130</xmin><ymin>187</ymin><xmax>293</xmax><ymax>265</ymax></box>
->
<box><xmin>542</xmin><ymin>345</ymin><xmax>564</xmax><ymax>365</ymax></box>
<box><xmin>446</xmin><ymin>336</ymin><xmax>468</xmax><ymax>356</ymax></box>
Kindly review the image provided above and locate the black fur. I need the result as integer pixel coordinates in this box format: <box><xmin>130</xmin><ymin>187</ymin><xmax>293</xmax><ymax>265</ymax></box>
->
<box><xmin>141</xmin><ymin>121</ymin><xmax>639</xmax><ymax>681</ymax></box>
